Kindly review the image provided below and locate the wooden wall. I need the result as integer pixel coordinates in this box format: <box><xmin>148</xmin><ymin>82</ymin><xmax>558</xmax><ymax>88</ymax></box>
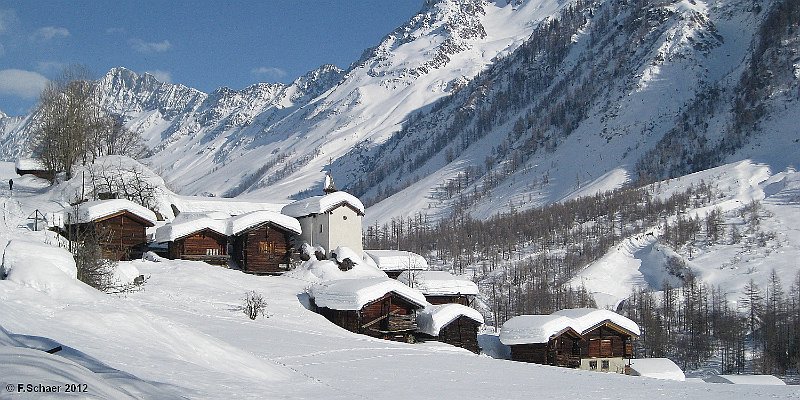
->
<box><xmin>510</xmin><ymin>343</ymin><xmax>549</xmax><ymax>364</ymax></box>
<box><xmin>317</xmin><ymin>307</ymin><xmax>360</xmax><ymax>333</ymax></box>
<box><xmin>315</xmin><ymin>292</ymin><xmax>421</xmax><ymax>343</ymax></box>
<box><xmin>15</xmin><ymin>168</ymin><xmax>54</xmax><ymax>181</ymax></box>
<box><xmin>425</xmin><ymin>295</ymin><xmax>470</xmax><ymax>306</ymax></box>
<box><xmin>360</xmin><ymin>293</ymin><xmax>419</xmax><ymax>342</ymax></box>
<box><xmin>231</xmin><ymin>223</ymin><xmax>292</xmax><ymax>274</ymax></box>
<box><xmin>64</xmin><ymin>212</ymin><xmax>149</xmax><ymax>261</ymax></box>
<box><xmin>438</xmin><ymin>316</ymin><xmax>481</xmax><ymax>353</ymax></box>
<box><xmin>582</xmin><ymin>325</ymin><xmax>633</xmax><ymax>358</ymax></box>
<box><xmin>510</xmin><ymin>333</ymin><xmax>582</xmax><ymax>367</ymax></box>
<box><xmin>168</xmin><ymin>229</ymin><xmax>228</xmax><ymax>265</ymax></box>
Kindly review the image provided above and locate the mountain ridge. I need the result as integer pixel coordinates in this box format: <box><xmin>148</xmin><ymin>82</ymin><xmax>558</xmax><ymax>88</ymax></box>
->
<box><xmin>0</xmin><ymin>0</ymin><xmax>797</xmax><ymax>227</ymax></box>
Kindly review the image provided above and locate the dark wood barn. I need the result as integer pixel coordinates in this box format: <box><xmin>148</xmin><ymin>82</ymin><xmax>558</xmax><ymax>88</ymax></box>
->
<box><xmin>231</xmin><ymin>223</ymin><xmax>293</xmax><ymax>274</ymax></box>
<box><xmin>500</xmin><ymin>315</ymin><xmax>585</xmax><ymax>368</ymax></box>
<box><xmin>439</xmin><ymin>315</ymin><xmax>482</xmax><ymax>353</ymax></box>
<box><xmin>416</xmin><ymin>304</ymin><xmax>484</xmax><ymax>353</ymax></box>
<box><xmin>508</xmin><ymin>328</ymin><xmax>583</xmax><ymax>367</ymax></box>
<box><xmin>15</xmin><ymin>158</ymin><xmax>55</xmax><ymax>181</ymax></box>
<box><xmin>167</xmin><ymin>228</ymin><xmax>229</xmax><ymax>265</ymax></box>
<box><xmin>397</xmin><ymin>270</ymin><xmax>479</xmax><ymax>306</ymax></box>
<box><xmin>581</xmin><ymin>322</ymin><xmax>635</xmax><ymax>359</ymax></box>
<box><xmin>154</xmin><ymin>216</ymin><xmax>230</xmax><ymax>265</ymax></box>
<box><xmin>425</xmin><ymin>295</ymin><xmax>471</xmax><ymax>306</ymax></box>
<box><xmin>550</xmin><ymin>308</ymin><xmax>640</xmax><ymax>373</ymax></box>
<box><xmin>228</xmin><ymin>211</ymin><xmax>301</xmax><ymax>275</ymax></box>
<box><xmin>62</xmin><ymin>200</ymin><xmax>156</xmax><ymax>261</ymax></box>
<box><xmin>311</xmin><ymin>278</ymin><xmax>429</xmax><ymax>343</ymax></box>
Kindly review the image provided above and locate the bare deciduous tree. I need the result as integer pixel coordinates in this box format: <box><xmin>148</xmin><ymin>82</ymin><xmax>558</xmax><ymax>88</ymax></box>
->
<box><xmin>30</xmin><ymin>65</ymin><xmax>102</xmax><ymax>180</ymax></box>
<box><xmin>85</xmin><ymin>158</ymin><xmax>159</xmax><ymax>210</ymax></box>
<box><xmin>28</xmin><ymin>65</ymin><xmax>148</xmax><ymax>182</ymax></box>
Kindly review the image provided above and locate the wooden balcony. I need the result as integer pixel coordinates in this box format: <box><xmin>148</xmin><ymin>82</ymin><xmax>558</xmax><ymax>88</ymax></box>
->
<box><xmin>179</xmin><ymin>254</ymin><xmax>230</xmax><ymax>266</ymax></box>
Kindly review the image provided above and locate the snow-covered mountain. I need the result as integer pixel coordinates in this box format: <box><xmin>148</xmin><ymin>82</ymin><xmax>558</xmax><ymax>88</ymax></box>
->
<box><xmin>0</xmin><ymin>0</ymin><xmax>797</xmax><ymax>228</ymax></box>
<box><xmin>0</xmin><ymin>0</ymin><xmax>582</xmax><ymax>199</ymax></box>
<box><xmin>356</xmin><ymin>0</ymin><xmax>799</xmax><ymax>225</ymax></box>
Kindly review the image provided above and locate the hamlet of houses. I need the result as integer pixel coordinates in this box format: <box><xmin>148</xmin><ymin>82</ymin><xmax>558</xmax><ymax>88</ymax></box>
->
<box><xmin>32</xmin><ymin>168</ymin><xmax>694</xmax><ymax>376</ymax></box>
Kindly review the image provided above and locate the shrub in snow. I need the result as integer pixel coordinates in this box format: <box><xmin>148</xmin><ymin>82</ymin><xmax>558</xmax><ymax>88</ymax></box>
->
<box><xmin>68</xmin><ymin>223</ymin><xmax>118</xmax><ymax>292</ymax></box>
<box><xmin>243</xmin><ymin>291</ymin><xmax>268</xmax><ymax>320</ymax></box>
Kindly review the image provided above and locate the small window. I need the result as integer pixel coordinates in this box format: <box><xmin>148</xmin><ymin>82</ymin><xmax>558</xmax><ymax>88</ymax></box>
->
<box><xmin>206</xmin><ymin>248</ymin><xmax>219</xmax><ymax>256</ymax></box>
<box><xmin>601</xmin><ymin>360</ymin><xmax>610</xmax><ymax>370</ymax></box>
<box><xmin>343</xmin><ymin>215</ymin><xmax>348</xmax><ymax>220</ymax></box>
<box><xmin>589</xmin><ymin>360</ymin><xmax>597</xmax><ymax>370</ymax></box>
<box><xmin>319</xmin><ymin>224</ymin><xmax>323</xmax><ymax>233</ymax></box>
<box><xmin>258</xmin><ymin>241</ymin><xmax>274</xmax><ymax>254</ymax></box>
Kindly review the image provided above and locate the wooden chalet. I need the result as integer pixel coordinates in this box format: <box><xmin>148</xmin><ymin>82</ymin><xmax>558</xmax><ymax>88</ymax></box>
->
<box><xmin>62</xmin><ymin>199</ymin><xmax>157</xmax><ymax>261</ymax></box>
<box><xmin>500</xmin><ymin>309</ymin><xmax>640</xmax><ymax>373</ymax></box>
<box><xmin>228</xmin><ymin>211</ymin><xmax>301</xmax><ymax>275</ymax></box>
<box><xmin>500</xmin><ymin>315</ymin><xmax>583</xmax><ymax>368</ymax></box>
<box><xmin>310</xmin><ymin>278</ymin><xmax>429</xmax><ymax>343</ymax></box>
<box><xmin>169</xmin><ymin>228</ymin><xmax>228</xmax><ymax>264</ymax></box>
<box><xmin>552</xmin><ymin>308</ymin><xmax>639</xmax><ymax>374</ymax></box>
<box><xmin>364</xmin><ymin>250</ymin><xmax>429</xmax><ymax>279</ymax></box>
<box><xmin>154</xmin><ymin>213</ymin><xmax>230</xmax><ymax>265</ymax></box>
<box><xmin>15</xmin><ymin>158</ymin><xmax>55</xmax><ymax>181</ymax></box>
<box><xmin>417</xmin><ymin>304</ymin><xmax>484</xmax><ymax>353</ymax></box>
<box><xmin>397</xmin><ymin>270</ymin><xmax>479</xmax><ymax>306</ymax></box>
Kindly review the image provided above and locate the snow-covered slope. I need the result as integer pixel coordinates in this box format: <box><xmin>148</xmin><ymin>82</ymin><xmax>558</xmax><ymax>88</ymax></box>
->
<box><xmin>571</xmin><ymin>160</ymin><xmax>800</xmax><ymax>309</ymax></box>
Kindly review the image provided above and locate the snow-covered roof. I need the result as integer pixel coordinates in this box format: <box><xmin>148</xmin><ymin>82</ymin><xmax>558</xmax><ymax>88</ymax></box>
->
<box><xmin>499</xmin><ymin>315</ymin><xmax>577</xmax><ymax>345</ymax></box>
<box><xmin>629</xmin><ymin>358</ymin><xmax>685</xmax><ymax>381</ymax></box>
<box><xmin>171</xmin><ymin>196</ymin><xmax>283</xmax><ymax>218</ymax></box>
<box><xmin>154</xmin><ymin>213</ymin><xmax>228</xmax><ymax>242</ymax></box>
<box><xmin>332</xmin><ymin>246</ymin><xmax>364</xmax><ymax>264</ymax></box>
<box><xmin>154</xmin><ymin>210</ymin><xmax>301</xmax><ymax>242</ymax></box>
<box><xmin>499</xmin><ymin>308</ymin><xmax>640</xmax><ymax>345</ymax></box>
<box><xmin>282</xmin><ymin>191</ymin><xmax>365</xmax><ymax>217</ymax></box>
<box><xmin>310</xmin><ymin>277</ymin><xmax>428</xmax><ymax>311</ymax></box>
<box><xmin>364</xmin><ymin>250</ymin><xmax>429</xmax><ymax>272</ymax></box>
<box><xmin>63</xmin><ymin>199</ymin><xmax>157</xmax><ymax>226</ymax></box>
<box><xmin>228</xmin><ymin>210</ymin><xmax>301</xmax><ymax>235</ymax></box>
<box><xmin>417</xmin><ymin>304</ymin><xmax>484</xmax><ymax>336</ymax></box>
<box><xmin>15</xmin><ymin>158</ymin><xmax>46</xmax><ymax>171</ymax></box>
<box><xmin>397</xmin><ymin>270</ymin><xmax>479</xmax><ymax>296</ymax></box>
<box><xmin>285</xmin><ymin>258</ymin><xmax>387</xmax><ymax>283</ymax></box>
<box><xmin>551</xmin><ymin>308</ymin><xmax>640</xmax><ymax>336</ymax></box>
<box><xmin>703</xmin><ymin>375</ymin><xmax>786</xmax><ymax>385</ymax></box>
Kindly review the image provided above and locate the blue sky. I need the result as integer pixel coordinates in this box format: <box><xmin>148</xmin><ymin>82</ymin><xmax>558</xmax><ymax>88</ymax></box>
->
<box><xmin>0</xmin><ymin>1</ymin><xmax>423</xmax><ymax>116</ymax></box>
